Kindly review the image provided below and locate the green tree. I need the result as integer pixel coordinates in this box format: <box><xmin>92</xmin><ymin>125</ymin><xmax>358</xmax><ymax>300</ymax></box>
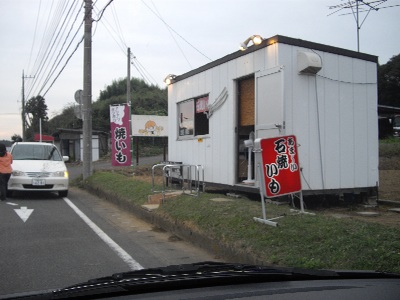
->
<box><xmin>25</xmin><ymin>95</ymin><xmax>49</xmax><ymax>140</ymax></box>
<box><xmin>11</xmin><ymin>134</ymin><xmax>22</xmax><ymax>142</ymax></box>
<box><xmin>94</xmin><ymin>77</ymin><xmax>167</xmax><ymax>132</ymax></box>
<box><xmin>47</xmin><ymin>77</ymin><xmax>167</xmax><ymax>137</ymax></box>
<box><xmin>47</xmin><ymin>104</ymin><xmax>82</xmax><ymax>133</ymax></box>
<box><xmin>378</xmin><ymin>53</ymin><xmax>400</xmax><ymax>107</ymax></box>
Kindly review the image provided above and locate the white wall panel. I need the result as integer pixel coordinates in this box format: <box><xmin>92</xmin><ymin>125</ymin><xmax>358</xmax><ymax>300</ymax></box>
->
<box><xmin>236</xmin><ymin>55</ymin><xmax>250</xmax><ymax>78</ymax></box>
<box><xmin>365</xmin><ymin>62</ymin><xmax>379</xmax><ymax>187</ymax></box>
<box><xmin>320</xmin><ymin>53</ymin><xmax>341</xmax><ymax>190</ymax></box>
<box><xmin>253</xmin><ymin>48</ymin><xmax>266</xmax><ymax>72</ymax></box>
<box><xmin>211</xmin><ymin>62</ymin><xmax>233</xmax><ymax>184</ymax></box>
<box><xmin>206</xmin><ymin>67</ymin><xmax>218</xmax><ymax>183</ymax></box>
<box><xmin>338</xmin><ymin>56</ymin><xmax>355</xmax><ymax>188</ymax></box>
<box><xmin>266</xmin><ymin>43</ymin><xmax>278</xmax><ymax>69</ymax></box>
<box><xmin>353</xmin><ymin>59</ymin><xmax>369</xmax><ymax>188</ymax></box>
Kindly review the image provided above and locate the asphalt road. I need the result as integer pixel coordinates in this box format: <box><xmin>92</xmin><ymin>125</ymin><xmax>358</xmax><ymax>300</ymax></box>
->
<box><xmin>0</xmin><ymin>184</ymin><xmax>219</xmax><ymax>297</ymax></box>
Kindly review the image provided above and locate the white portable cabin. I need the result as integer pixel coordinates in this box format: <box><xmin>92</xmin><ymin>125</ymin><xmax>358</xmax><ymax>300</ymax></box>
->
<box><xmin>167</xmin><ymin>35</ymin><xmax>379</xmax><ymax>197</ymax></box>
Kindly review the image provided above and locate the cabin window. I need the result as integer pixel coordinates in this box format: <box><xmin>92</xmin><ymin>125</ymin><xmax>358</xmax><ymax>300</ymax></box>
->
<box><xmin>178</xmin><ymin>95</ymin><xmax>209</xmax><ymax>137</ymax></box>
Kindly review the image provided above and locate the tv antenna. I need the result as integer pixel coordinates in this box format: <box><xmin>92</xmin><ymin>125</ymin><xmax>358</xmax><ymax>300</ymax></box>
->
<box><xmin>328</xmin><ymin>0</ymin><xmax>399</xmax><ymax>52</ymax></box>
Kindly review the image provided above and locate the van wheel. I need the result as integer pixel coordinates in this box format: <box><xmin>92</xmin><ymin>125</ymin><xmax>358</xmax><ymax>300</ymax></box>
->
<box><xmin>59</xmin><ymin>190</ymin><xmax>68</xmax><ymax>197</ymax></box>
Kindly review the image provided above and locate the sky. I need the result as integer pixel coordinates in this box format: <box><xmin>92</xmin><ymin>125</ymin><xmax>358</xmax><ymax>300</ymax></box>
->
<box><xmin>0</xmin><ymin>0</ymin><xmax>399</xmax><ymax>140</ymax></box>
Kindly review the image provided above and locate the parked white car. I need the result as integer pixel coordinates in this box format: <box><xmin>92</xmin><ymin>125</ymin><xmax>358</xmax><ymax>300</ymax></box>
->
<box><xmin>8</xmin><ymin>142</ymin><xmax>69</xmax><ymax>197</ymax></box>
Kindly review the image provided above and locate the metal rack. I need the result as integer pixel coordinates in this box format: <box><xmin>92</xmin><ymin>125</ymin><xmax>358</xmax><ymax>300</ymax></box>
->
<box><xmin>152</xmin><ymin>162</ymin><xmax>204</xmax><ymax>203</ymax></box>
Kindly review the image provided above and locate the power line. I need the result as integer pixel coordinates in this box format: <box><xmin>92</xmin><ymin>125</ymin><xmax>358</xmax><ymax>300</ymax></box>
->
<box><xmin>26</xmin><ymin>0</ymin><xmax>42</xmax><ymax>73</ymax></box>
<box><xmin>111</xmin><ymin>3</ymin><xmax>126</xmax><ymax>49</ymax></box>
<box><xmin>38</xmin><ymin>1</ymin><xmax>84</xmax><ymax>96</ymax></box>
<box><xmin>93</xmin><ymin>0</ymin><xmax>114</xmax><ymax>22</ymax></box>
<box><xmin>26</xmin><ymin>0</ymin><xmax>84</xmax><ymax>100</ymax></box>
<box><xmin>93</xmin><ymin>4</ymin><xmax>127</xmax><ymax>53</ymax></box>
<box><xmin>93</xmin><ymin>1</ymin><xmax>158</xmax><ymax>85</ymax></box>
<box><xmin>131</xmin><ymin>56</ymin><xmax>158</xmax><ymax>86</ymax></box>
<box><xmin>42</xmin><ymin>36</ymin><xmax>85</xmax><ymax>97</ymax></box>
<box><xmin>27</xmin><ymin>1</ymin><xmax>68</xmax><ymax>97</ymax></box>
<box><xmin>149</xmin><ymin>0</ymin><xmax>192</xmax><ymax>69</ymax></box>
<box><xmin>24</xmin><ymin>0</ymin><xmax>160</xmax><ymax>104</ymax></box>
<box><xmin>141</xmin><ymin>0</ymin><xmax>212</xmax><ymax>62</ymax></box>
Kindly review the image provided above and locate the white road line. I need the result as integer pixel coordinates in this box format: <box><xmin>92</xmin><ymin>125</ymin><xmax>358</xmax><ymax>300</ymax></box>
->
<box><xmin>63</xmin><ymin>197</ymin><xmax>144</xmax><ymax>271</ymax></box>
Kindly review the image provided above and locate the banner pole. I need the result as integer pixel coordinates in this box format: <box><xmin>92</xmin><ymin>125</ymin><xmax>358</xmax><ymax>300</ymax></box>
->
<box><xmin>258</xmin><ymin>163</ymin><xmax>267</xmax><ymax>220</ymax></box>
<box><xmin>299</xmin><ymin>191</ymin><xmax>305</xmax><ymax>213</ymax></box>
<box><xmin>254</xmin><ymin>162</ymin><xmax>280</xmax><ymax>227</ymax></box>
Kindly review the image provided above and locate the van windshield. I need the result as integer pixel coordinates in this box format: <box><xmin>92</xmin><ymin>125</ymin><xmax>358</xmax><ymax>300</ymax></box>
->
<box><xmin>12</xmin><ymin>144</ymin><xmax>63</xmax><ymax>161</ymax></box>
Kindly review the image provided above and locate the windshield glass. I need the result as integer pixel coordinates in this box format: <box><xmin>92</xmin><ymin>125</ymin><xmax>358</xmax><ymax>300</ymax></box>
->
<box><xmin>11</xmin><ymin>144</ymin><xmax>62</xmax><ymax>161</ymax></box>
<box><xmin>2</xmin><ymin>2</ymin><xmax>400</xmax><ymax>299</ymax></box>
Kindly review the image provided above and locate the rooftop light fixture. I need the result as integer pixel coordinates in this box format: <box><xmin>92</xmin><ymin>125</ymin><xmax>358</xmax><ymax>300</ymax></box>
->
<box><xmin>164</xmin><ymin>74</ymin><xmax>177</xmax><ymax>85</ymax></box>
<box><xmin>239</xmin><ymin>35</ymin><xmax>263</xmax><ymax>51</ymax></box>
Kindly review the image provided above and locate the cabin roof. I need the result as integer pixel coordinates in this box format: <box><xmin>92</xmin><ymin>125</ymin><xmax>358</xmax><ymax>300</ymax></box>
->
<box><xmin>171</xmin><ymin>35</ymin><xmax>378</xmax><ymax>84</ymax></box>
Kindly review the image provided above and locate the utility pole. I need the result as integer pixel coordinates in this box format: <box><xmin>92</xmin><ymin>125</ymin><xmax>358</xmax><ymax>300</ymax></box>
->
<box><xmin>127</xmin><ymin>47</ymin><xmax>134</xmax><ymax>167</ymax></box>
<box><xmin>21</xmin><ymin>70</ymin><xmax>34</xmax><ymax>141</ymax></box>
<box><xmin>83</xmin><ymin>0</ymin><xmax>92</xmax><ymax>179</ymax></box>
<box><xmin>127</xmin><ymin>47</ymin><xmax>131</xmax><ymax>106</ymax></box>
<box><xmin>21</xmin><ymin>71</ymin><xmax>26</xmax><ymax>141</ymax></box>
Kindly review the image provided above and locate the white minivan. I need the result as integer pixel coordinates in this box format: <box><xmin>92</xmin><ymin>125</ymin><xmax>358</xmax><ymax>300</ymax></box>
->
<box><xmin>8</xmin><ymin>142</ymin><xmax>69</xmax><ymax>197</ymax></box>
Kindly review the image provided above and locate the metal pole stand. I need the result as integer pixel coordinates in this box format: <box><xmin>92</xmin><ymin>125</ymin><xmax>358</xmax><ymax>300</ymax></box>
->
<box><xmin>253</xmin><ymin>163</ymin><xmax>283</xmax><ymax>227</ymax></box>
<box><xmin>289</xmin><ymin>192</ymin><xmax>315</xmax><ymax>215</ymax></box>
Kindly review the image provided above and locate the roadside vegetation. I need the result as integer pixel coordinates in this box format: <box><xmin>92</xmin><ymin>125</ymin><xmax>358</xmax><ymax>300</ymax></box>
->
<box><xmin>379</xmin><ymin>137</ymin><xmax>400</xmax><ymax>202</ymax></box>
<box><xmin>379</xmin><ymin>137</ymin><xmax>400</xmax><ymax>169</ymax></box>
<box><xmin>81</xmin><ymin>139</ymin><xmax>400</xmax><ymax>273</ymax></box>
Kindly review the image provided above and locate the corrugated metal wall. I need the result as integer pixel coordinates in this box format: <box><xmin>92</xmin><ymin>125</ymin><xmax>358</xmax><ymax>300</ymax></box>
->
<box><xmin>281</xmin><ymin>44</ymin><xmax>378</xmax><ymax>192</ymax></box>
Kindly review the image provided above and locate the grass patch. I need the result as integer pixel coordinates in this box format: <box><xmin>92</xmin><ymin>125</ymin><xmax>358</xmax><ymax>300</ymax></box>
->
<box><xmin>159</xmin><ymin>193</ymin><xmax>400</xmax><ymax>272</ymax></box>
<box><xmin>86</xmin><ymin>172</ymin><xmax>400</xmax><ymax>273</ymax></box>
<box><xmin>83</xmin><ymin>143</ymin><xmax>400</xmax><ymax>273</ymax></box>
<box><xmin>379</xmin><ymin>138</ymin><xmax>400</xmax><ymax>170</ymax></box>
<box><xmin>380</xmin><ymin>137</ymin><xmax>400</xmax><ymax>158</ymax></box>
<box><xmin>85</xmin><ymin>171</ymin><xmax>160</xmax><ymax>206</ymax></box>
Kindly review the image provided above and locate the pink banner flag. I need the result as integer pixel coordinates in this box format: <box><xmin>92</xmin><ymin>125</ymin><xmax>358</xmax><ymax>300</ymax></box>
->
<box><xmin>110</xmin><ymin>104</ymin><xmax>132</xmax><ymax>166</ymax></box>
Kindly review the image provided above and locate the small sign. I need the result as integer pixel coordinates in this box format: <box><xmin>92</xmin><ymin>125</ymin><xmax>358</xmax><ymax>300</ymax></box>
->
<box><xmin>132</xmin><ymin>115</ymin><xmax>168</xmax><ymax>137</ymax></box>
<box><xmin>74</xmin><ymin>89</ymin><xmax>83</xmax><ymax>104</ymax></box>
<box><xmin>196</xmin><ymin>96</ymin><xmax>208</xmax><ymax>113</ymax></box>
<box><xmin>257</xmin><ymin>135</ymin><xmax>301</xmax><ymax>198</ymax></box>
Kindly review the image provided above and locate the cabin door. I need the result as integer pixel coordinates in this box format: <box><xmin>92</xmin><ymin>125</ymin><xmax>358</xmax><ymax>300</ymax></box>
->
<box><xmin>254</xmin><ymin>66</ymin><xmax>285</xmax><ymax>183</ymax></box>
<box><xmin>255</xmin><ymin>66</ymin><xmax>284</xmax><ymax>139</ymax></box>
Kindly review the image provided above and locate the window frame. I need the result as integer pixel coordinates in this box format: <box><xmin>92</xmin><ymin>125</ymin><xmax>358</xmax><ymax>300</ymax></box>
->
<box><xmin>177</xmin><ymin>94</ymin><xmax>209</xmax><ymax>139</ymax></box>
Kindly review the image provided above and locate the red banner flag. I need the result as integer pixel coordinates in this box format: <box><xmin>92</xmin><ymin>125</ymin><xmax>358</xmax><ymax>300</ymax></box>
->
<box><xmin>258</xmin><ymin>135</ymin><xmax>301</xmax><ymax>198</ymax></box>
